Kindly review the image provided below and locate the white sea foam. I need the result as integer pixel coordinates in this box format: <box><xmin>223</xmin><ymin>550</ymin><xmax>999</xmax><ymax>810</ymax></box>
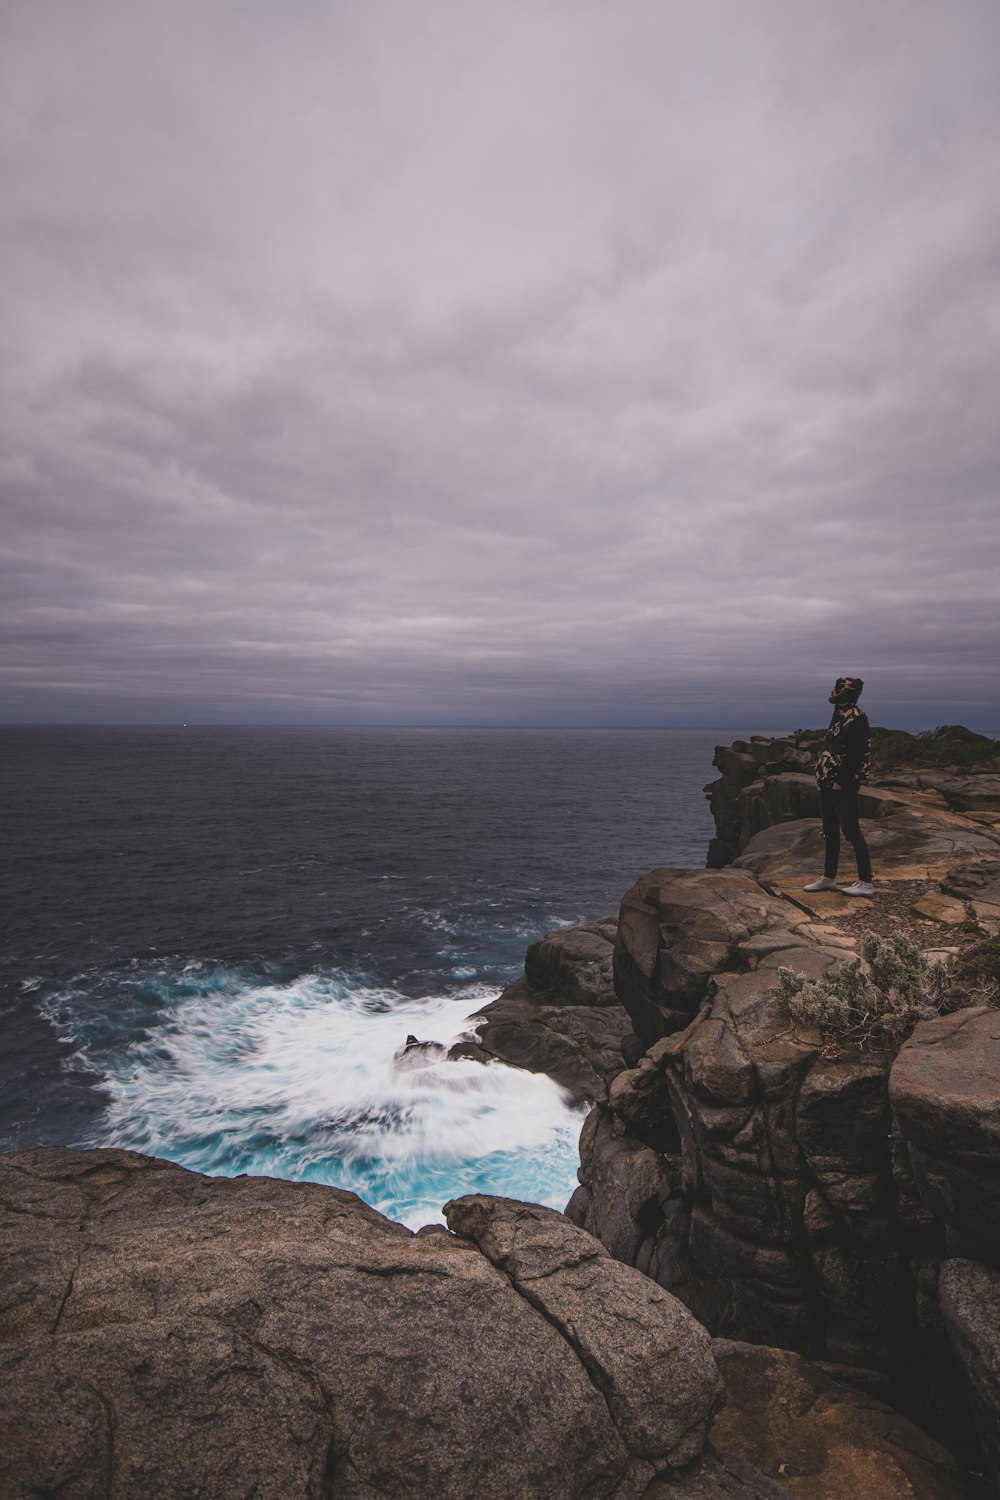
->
<box><xmin>68</xmin><ymin>970</ymin><xmax>586</xmax><ymax>1229</ymax></box>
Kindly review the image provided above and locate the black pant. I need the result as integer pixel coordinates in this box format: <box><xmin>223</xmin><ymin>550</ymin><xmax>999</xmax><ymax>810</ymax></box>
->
<box><xmin>820</xmin><ymin>786</ymin><xmax>873</xmax><ymax>882</ymax></box>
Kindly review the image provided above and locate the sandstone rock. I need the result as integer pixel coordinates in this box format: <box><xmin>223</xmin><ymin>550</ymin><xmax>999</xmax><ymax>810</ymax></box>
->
<box><xmin>614</xmin><ymin>868</ymin><xmax>798</xmax><ymax>1046</ymax></box>
<box><xmin>444</xmin><ymin>1194</ymin><xmax>724</xmax><ymax>1471</ymax></box>
<box><xmin>940</xmin><ymin>858</ymin><xmax>1000</xmax><ymax>904</ymax></box>
<box><xmin>939</xmin><ymin>1259</ymin><xmax>1000</xmax><ymax>1491</ymax></box>
<box><xmin>708</xmin><ymin>1340</ymin><xmax>973</xmax><ymax>1500</ymax></box>
<box><xmin>890</xmin><ymin>1008</ymin><xmax>1000</xmax><ymax>1263</ymax></box>
<box><xmin>733</xmin><ymin>805</ymin><xmax>1000</xmax><ymax>886</ymax></box>
<box><xmin>587</xmin><ymin>885</ymin><xmax>951</xmax><ymax>1369</ymax></box>
<box><xmin>0</xmin><ymin>1146</ymin><xmax>718</xmax><ymax>1500</ymax></box>
<box><xmin>912</xmin><ymin>891</ymin><xmax>970</xmax><ymax>926</ymax></box>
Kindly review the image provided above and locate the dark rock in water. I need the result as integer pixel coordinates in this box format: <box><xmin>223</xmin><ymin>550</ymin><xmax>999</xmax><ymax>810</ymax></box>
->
<box><xmin>939</xmin><ymin>1259</ymin><xmax>1000</xmax><ymax>1493</ymax></box>
<box><xmin>708</xmin><ymin>1340</ymin><xmax>975</xmax><ymax>1500</ymax></box>
<box><xmin>393</xmin><ymin>1034</ymin><xmax>448</xmax><ymax>1069</ymax></box>
<box><xmin>0</xmin><ymin>1146</ymin><xmax>726</xmax><ymax>1500</ymax></box>
<box><xmin>890</xmin><ymin>1007</ymin><xmax>1000</xmax><ymax>1266</ymax></box>
<box><xmin>450</xmin><ymin>976</ymin><xmax>632</xmax><ymax>1104</ymax></box>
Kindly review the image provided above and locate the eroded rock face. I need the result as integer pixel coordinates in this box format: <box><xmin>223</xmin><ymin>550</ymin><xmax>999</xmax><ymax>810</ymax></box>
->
<box><xmin>0</xmin><ymin>1147</ymin><xmax>722</xmax><ymax>1500</ymax></box>
<box><xmin>890</xmin><ymin>1008</ymin><xmax>1000</xmax><ymax>1266</ymax></box>
<box><xmin>708</xmin><ymin>1341</ymin><xmax>973</xmax><ymax>1500</ymax></box>
<box><xmin>580</xmin><ymin>871</ymin><xmax>953</xmax><ymax>1373</ymax></box>
<box><xmin>613</xmin><ymin>868</ymin><xmax>802</xmax><ymax>1047</ymax></box>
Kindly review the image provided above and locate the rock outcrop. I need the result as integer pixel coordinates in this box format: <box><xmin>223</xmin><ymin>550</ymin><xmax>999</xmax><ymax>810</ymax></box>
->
<box><xmin>572</xmin><ymin>868</ymin><xmax>941</xmax><ymax>1371</ymax></box>
<box><xmin>451</xmin><ymin>917</ymin><xmax>633</xmax><ymax>1104</ymax></box>
<box><xmin>705</xmin><ymin>732</ymin><xmax>1000</xmax><ymax>884</ymax></box>
<box><xmin>0</xmin><ymin>1146</ymin><xmax>731</xmax><ymax>1500</ymax></box>
<box><xmin>569</xmin><ymin>732</ymin><xmax>1000</xmax><ymax>1484</ymax></box>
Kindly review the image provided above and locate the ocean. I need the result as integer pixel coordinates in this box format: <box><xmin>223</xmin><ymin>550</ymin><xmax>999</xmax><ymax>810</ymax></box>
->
<box><xmin>0</xmin><ymin>726</ymin><xmax>779</xmax><ymax>1227</ymax></box>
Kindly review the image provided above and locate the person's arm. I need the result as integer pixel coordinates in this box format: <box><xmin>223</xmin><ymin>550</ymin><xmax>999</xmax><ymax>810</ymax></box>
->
<box><xmin>839</xmin><ymin>715</ymin><xmax>870</xmax><ymax>788</ymax></box>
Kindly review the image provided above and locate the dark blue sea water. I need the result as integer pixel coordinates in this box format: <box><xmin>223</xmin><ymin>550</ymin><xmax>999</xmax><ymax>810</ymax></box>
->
<box><xmin>0</xmin><ymin>727</ymin><xmax>780</xmax><ymax>1225</ymax></box>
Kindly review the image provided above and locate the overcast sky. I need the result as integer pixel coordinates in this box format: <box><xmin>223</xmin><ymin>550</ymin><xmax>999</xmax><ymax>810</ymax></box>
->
<box><xmin>2</xmin><ymin>1</ymin><xmax>999</xmax><ymax>729</ymax></box>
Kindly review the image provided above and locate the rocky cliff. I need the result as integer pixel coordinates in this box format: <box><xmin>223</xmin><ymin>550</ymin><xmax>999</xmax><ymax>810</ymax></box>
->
<box><xmin>563</xmin><ymin>730</ymin><xmax>1000</xmax><ymax>1492</ymax></box>
<box><xmin>3</xmin><ymin>729</ymin><xmax>999</xmax><ymax>1498</ymax></box>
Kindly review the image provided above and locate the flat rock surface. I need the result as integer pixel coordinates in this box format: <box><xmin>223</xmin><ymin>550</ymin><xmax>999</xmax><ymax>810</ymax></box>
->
<box><xmin>733</xmin><ymin>808</ymin><xmax>1000</xmax><ymax>886</ymax></box>
<box><xmin>0</xmin><ymin>1147</ymin><xmax>724</xmax><ymax>1500</ymax></box>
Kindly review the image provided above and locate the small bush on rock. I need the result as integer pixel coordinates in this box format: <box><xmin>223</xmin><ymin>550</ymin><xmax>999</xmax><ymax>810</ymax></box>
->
<box><xmin>773</xmin><ymin>930</ymin><xmax>949</xmax><ymax>1049</ymax></box>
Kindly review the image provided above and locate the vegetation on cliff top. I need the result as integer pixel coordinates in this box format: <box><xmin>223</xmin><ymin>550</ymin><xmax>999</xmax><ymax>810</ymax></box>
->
<box><xmin>774</xmin><ymin>929</ymin><xmax>1000</xmax><ymax>1050</ymax></box>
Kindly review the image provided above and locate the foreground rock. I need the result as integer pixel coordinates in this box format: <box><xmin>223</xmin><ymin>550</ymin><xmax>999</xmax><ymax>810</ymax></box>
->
<box><xmin>452</xmin><ymin>917</ymin><xmax>633</xmax><ymax>1103</ymax></box>
<box><xmin>0</xmin><ymin>1147</ymin><xmax>728</xmax><ymax>1499</ymax></box>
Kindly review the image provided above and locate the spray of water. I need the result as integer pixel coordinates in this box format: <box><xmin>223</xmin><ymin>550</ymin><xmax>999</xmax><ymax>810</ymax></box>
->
<box><xmin>44</xmin><ymin>966</ymin><xmax>587</xmax><ymax>1228</ymax></box>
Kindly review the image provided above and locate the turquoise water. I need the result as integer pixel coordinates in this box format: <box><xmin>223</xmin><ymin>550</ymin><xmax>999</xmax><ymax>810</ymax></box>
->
<box><xmin>2</xmin><ymin>727</ymin><xmax>779</xmax><ymax>1222</ymax></box>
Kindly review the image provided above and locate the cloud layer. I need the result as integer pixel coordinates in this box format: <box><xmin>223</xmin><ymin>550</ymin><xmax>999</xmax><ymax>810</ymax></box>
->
<box><xmin>3</xmin><ymin>0</ymin><xmax>999</xmax><ymax>727</ymax></box>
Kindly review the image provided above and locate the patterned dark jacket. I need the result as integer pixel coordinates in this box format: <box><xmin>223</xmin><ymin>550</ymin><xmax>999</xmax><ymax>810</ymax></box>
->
<box><xmin>815</xmin><ymin>706</ymin><xmax>871</xmax><ymax>792</ymax></box>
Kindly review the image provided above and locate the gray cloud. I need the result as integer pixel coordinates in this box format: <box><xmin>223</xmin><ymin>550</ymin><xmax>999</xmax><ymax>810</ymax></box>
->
<box><xmin>2</xmin><ymin>0</ymin><xmax>999</xmax><ymax>728</ymax></box>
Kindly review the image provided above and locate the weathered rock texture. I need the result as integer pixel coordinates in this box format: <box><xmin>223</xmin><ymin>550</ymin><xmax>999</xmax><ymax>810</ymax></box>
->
<box><xmin>451</xmin><ymin>916</ymin><xmax>633</xmax><ymax>1103</ymax></box>
<box><xmin>939</xmin><ymin>1259</ymin><xmax>1000</xmax><ymax>1492</ymax></box>
<box><xmin>570</xmin><ymin>734</ymin><xmax>1000</xmax><ymax>1474</ymax></box>
<box><xmin>706</xmin><ymin>732</ymin><xmax>1000</xmax><ymax>871</ymax></box>
<box><xmin>0</xmin><ymin>1146</ymin><xmax>727</xmax><ymax>1500</ymax></box>
<box><xmin>891</xmin><ymin>1008</ymin><xmax>1000</xmax><ymax>1268</ymax></box>
<box><xmin>574</xmin><ymin>869</ymin><xmax>940</xmax><ymax>1371</ymax></box>
<box><xmin>708</xmin><ymin>1340</ymin><xmax>975</xmax><ymax>1499</ymax></box>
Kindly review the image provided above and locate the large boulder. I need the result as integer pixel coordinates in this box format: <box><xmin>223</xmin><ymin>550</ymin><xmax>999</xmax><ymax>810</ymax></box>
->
<box><xmin>613</xmin><ymin>868</ymin><xmax>803</xmax><ymax>1046</ymax></box>
<box><xmin>524</xmin><ymin>918</ymin><xmax>619</xmax><ymax>1005</ymax></box>
<box><xmin>0</xmin><ymin>1147</ymin><xmax>723</xmax><ymax>1500</ymax></box>
<box><xmin>444</xmin><ymin>1194</ymin><xmax>724</xmax><ymax>1472</ymax></box>
<box><xmin>890</xmin><ymin>1007</ymin><xmax>1000</xmax><ymax>1265</ymax></box>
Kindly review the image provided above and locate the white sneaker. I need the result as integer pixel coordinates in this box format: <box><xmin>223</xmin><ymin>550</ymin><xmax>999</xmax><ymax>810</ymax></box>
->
<box><xmin>803</xmin><ymin>877</ymin><xmax>838</xmax><ymax>892</ymax></box>
<box><xmin>840</xmin><ymin>881</ymin><xmax>875</xmax><ymax>898</ymax></box>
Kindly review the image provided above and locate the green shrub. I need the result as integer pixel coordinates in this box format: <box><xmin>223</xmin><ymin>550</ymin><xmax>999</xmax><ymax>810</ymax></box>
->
<box><xmin>772</xmin><ymin>930</ymin><xmax>949</xmax><ymax>1048</ymax></box>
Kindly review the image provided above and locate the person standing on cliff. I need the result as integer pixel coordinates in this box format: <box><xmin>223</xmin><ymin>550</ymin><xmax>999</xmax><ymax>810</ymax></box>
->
<box><xmin>804</xmin><ymin>676</ymin><xmax>874</xmax><ymax>897</ymax></box>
